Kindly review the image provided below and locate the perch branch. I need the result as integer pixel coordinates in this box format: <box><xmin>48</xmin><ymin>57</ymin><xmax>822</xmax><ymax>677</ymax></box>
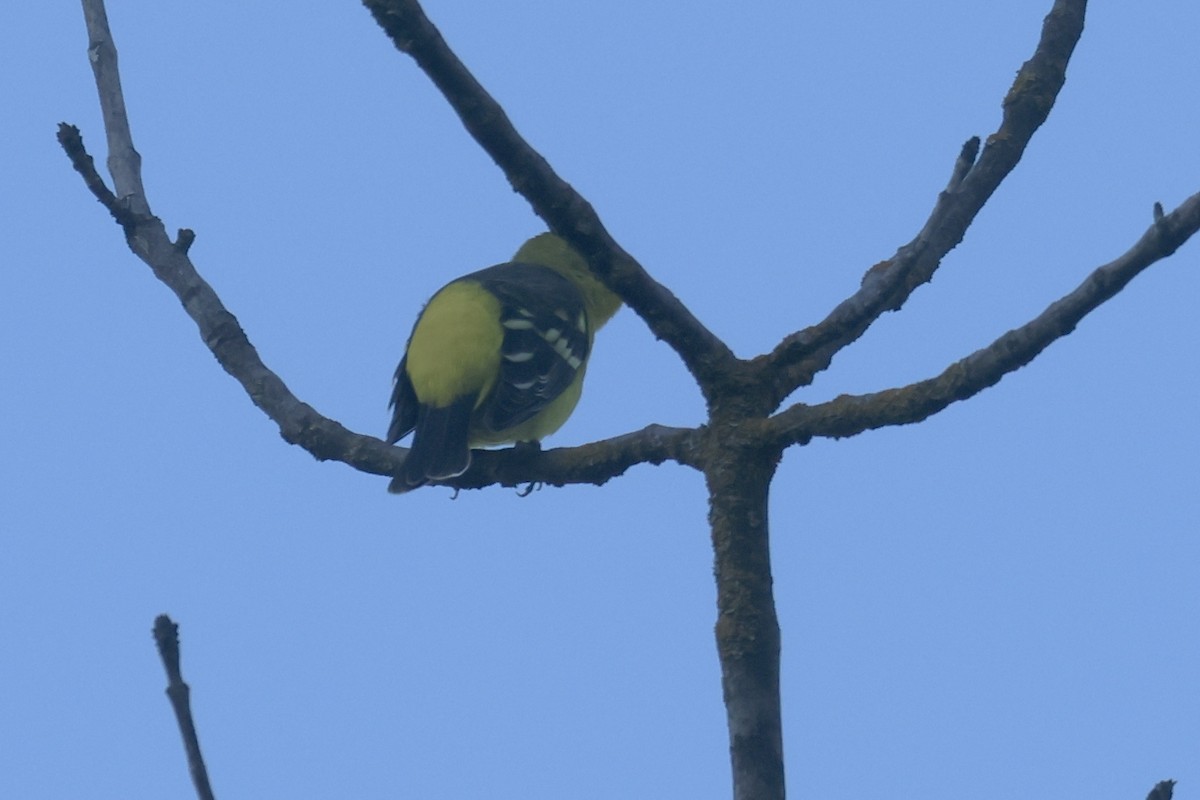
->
<box><xmin>64</xmin><ymin>0</ymin><xmax>691</xmax><ymax>491</ymax></box>
<box><xmin>406</xmin><ymin>424</ymin><xmax>706</xmax><ymax>494</ymax></box>
<box><xmin>767</xmin><ymin>190</ymin><xmax>1200</xmax><ymax>445</ymax></box>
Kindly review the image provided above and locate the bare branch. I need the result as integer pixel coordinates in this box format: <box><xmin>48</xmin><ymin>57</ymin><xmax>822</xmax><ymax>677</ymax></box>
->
<box><xmin>759</xmin><ymin>0</ymin><xmax>1088</xmax><ymax>407</ymax></box>
<box><xmin>79</xmin><ymin>0</ymin><xmax>148</xmax><ymax>216</ymax></box>
<box><xmin>360</xmin><ymin>0</ymin><xmax>740</xmax><ymax>399</ymax></box>
<box><xmin>767</xmin><ymin>190</ymin><xmax>1200</xmax><ymax>446</ymax></box>
<box><xmin>61</xmin><ymin>116</ymin><xmax>686</xmax><ymax>490</ymax></box>
<box><xmin>1146</xmin><ymin>780</ymin><xmax>1176</xmax><ymax>800</ymax></box>
<box><xmin>64</xmin><ymin>0</ymin><xmax>699</xmax><ymax>492</ymax></box>
<box><xmin>153</xmin><ymin>616</ymin><xmax>217</xmax><ymax>800</ymax></box>
<box><xmin>57</xmin><ymin>123</ymin><xmax>136</xmax><ymax>231</ymax></box>
<box><xmin>56</xmin><ymin>122</ymin><xmax>395</xmax><ymax>464</ymax></box>
<box><xmin>399</xmin><ymin>424</ymin><xmax>706</xmax><ymax>494</ymax></box>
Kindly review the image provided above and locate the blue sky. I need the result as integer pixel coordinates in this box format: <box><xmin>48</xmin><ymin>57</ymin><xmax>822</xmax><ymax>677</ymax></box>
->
<box><xmin>4</xmin><ymin>2</ymin><xmax>1198</xmax><ymax>798</ymax></box>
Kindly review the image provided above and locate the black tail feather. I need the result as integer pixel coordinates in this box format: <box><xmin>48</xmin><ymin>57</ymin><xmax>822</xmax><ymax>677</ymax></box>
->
<box><xmin>389</xmin><ymin>394</ymin><xmax>476</xmax><ymax>493</ymax></box>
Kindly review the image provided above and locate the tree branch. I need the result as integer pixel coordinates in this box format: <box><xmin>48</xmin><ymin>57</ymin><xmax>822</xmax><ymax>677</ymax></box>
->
<box><xmin>153</xmin><ymin>615</ymin><xmax>217</xmax><ymax>800</ymax></box>
<box><xmin>57</xmin><ymin>121</ymin><xmax>399</xmax><ymax>472</ymax></box>
<box><xmin>1146</xmin><ymin>780</ymin><xmax>1176</xmax><ymax>800</ymax></box>
<box><xmin>79</xmin><ymin>0</ymin><xmax>149</xmax><ymax>217</ymax></box>
<box><xmin>758</xmin><ymin>0</ymin><xmax>1088</xmax><ymax>408</ymax></box>
<box><xmin>359</xmin><ymin>0</ymin><xmax>740</xmax><ymax>400</ymax></box>
<box><xmin>57</xmin><ymin>123</ymin><xmax>138</xmax><ymax>231</ymax></box>
<box><xmin>60</xmin><ymin>120</ymin><xmax>687</xmax><ymax>488</ymax></box>
<box><xmin>401</xmin><ymin>424</ymin><xmax>706</xmax><ymax>494</ymax></box>
<box><xmin>63</xmin><ymin>0</ymin><xmax>696</xmax><ymax>492</ymax></box>
<box><xmin>766</xmin><ymin>190</ymin><xmax>1200</xmax><ymax>445</ymax></box>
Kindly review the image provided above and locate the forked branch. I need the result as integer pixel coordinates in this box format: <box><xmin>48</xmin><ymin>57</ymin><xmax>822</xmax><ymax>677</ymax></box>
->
<box><xmin>767</xmin><ymin>191</ymin><xmax>1200</xmax><ymax>445</ymax></box>
<box><xmin>758</xmin><ymin>0</ymin><xmax>1089</xmax><ymax>408</ymax></box>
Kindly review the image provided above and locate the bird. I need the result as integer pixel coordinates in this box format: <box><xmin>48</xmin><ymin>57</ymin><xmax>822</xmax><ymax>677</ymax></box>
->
<box><xmin>386</xmin><ymin>233</ymin><xmax>622</xmax><ymax>493</ymax></box>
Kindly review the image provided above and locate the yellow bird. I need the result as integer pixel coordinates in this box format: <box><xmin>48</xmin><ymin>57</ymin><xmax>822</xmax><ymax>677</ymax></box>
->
<box><xmin>387</xmin><ymin>233</ymin><xmax>621</xmax><ymax>492</ymax></box>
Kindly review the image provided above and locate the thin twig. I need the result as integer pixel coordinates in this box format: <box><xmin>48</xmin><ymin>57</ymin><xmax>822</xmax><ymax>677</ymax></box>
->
<box><xmin>1146</xmin><ymin>780</ymin><xmax>1176</xmax><ymax>800</ymax></box>
<box><xmin>56</xmin><ymin>123</ymin><xmax>137</xmax><ymax>231</ymax></box>
<box><xmin>767</xmin><ymin>190</ymin><xmax>1200</xmax><ymax>445</ymax></box>
<box><xmin>153</xmin><ymin>616</ymin><xmax>217</xmax><ymax>800</ymax></box>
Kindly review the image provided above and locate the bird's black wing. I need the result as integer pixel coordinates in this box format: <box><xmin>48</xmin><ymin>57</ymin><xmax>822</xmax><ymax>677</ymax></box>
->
<box><xmin>468</xmin><ymin>262</ymin><xmax>591</xmax><ymax>435</ymax></box>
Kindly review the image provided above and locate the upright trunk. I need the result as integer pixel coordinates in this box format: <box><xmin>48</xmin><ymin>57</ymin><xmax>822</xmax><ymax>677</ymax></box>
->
<box><xmin>706</xmin><ymin>447</ymin><xmax>784</xmax><ymax>799</ymax></box>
